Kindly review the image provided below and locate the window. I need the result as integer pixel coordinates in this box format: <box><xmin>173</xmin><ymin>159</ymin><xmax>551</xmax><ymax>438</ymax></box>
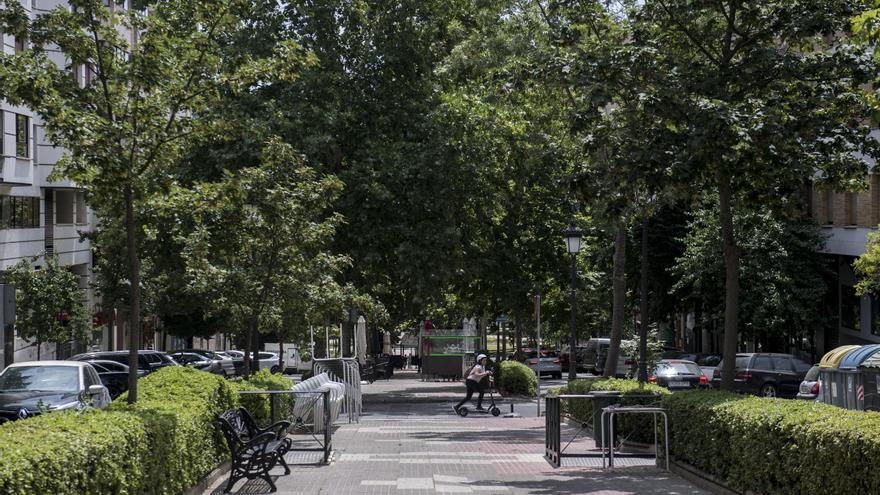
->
<box><xmin>0</xmin><ymin>196</ymin><xmax>40</xmax><ymax>229</ymax></box>
<box><xmin>841</xmin><ymin>285</ymin><xmax>861</xmax><ymax>330</ymax></box>
<box><xmin>846</xmin><ymin>192</ymin><xmax>858</xmax><ymax>226</ymax></box>
<box><xmin>55</xmin><ymin>190</ymin><xmax>74</xmax><ymax>224</ymax></box>
<box><xmin>15</xmin><ymin>114</ymin><xmax>29</xmax><ymax>158</ymax></box>
<box><xmin>75</xmin><ymin>192</ymin><xmax>87</xmax><ymax>224</ymax></box>
<box><xmin>825</xmin><ymin>190</ymin><xmax>834</xmax><ymax>225</ymax></box>
<box><xmin>13</xmin><ymin>36</ymin><xmax>24</xmax><ymax>53</ymax></box>
<box><xmin>771</xmin><ymin>356</ymin><xmax>793</xmax><ymax>372</ymax></box>
<box><xmin>752</xmin><ymin>356</ymin><xmax>773</xmax><ymax>371</ymax></box>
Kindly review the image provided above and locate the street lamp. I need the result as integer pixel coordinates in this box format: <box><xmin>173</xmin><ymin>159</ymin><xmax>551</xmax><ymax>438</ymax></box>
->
<box><xmin>563</xmin><ymin>224</ymin><xmax>583</xmax><ymax>380</ymax></box>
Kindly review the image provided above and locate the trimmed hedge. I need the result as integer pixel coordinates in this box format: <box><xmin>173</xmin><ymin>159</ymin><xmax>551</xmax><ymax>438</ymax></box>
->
<box><xmin>495</xmin><ymin>360</ymin><xmax>537</xmax><ymax>397</ymax></box>
<box><xmin>555</xmin><ymin>378</ymin><xmax>669</xmax><ymax>444</ymax></box>
<box><xmin>663</xmin><ymin>390</ymin><xmax>880</xmax><ymax>495</ymax></box>
<box><xmin>232</xmin><ymin>369</ymin><xmax>294</xmax><ymax>426</ymax></box>
<box><xmin>0</xmin><ymin>366</ymin><xmax>236</xmax><ymax>495</ymax></box>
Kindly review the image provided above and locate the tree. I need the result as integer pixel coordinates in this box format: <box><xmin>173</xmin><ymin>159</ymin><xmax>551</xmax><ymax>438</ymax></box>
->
<box><xmin>0</xmin><ymin>0</ymin><xmax>299</xmax><ymax>401</ymax></box>
<box><xmin>674</xmin><ymin>201</ymin><xmax>829</xmax><ymax>355</ymax></box>
<box><xmin>638</xmin><ymin>0</ymin><xmax>880</xmax><ymax>389</ymax></box>
<box><xmin>158</xmin><ymin>138</ymin><xmax>344</xmax><ymax>376</ymax></box>
<box><xmin>6</xmin><ymin>255</ymin><xmax>90</xmax><ymax>360</ymax></box>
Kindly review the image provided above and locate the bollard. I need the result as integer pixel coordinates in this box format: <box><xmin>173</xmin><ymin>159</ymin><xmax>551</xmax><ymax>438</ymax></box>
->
<box><xmin>510</xmin><ymin>403</ymin><xmax>514</xmax><ymax>413</ymax></box>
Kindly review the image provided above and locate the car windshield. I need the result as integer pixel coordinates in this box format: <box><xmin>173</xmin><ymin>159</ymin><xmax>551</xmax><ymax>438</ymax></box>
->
<box><xmin>0</xmin><ymin>366</ymin><xmax>79</xmax><ymax>392</ymax></box>
<box><xmin>734</xmin><ymin>356</ymin><xmax>750</xmax><ymax>369</ymax></box>
<box><xmin>655</xmin><ymin>362</ymin><xmax>701</xmax><ymax>376</ymax></box>
<box><xmin>804</xmin><ymin>365</ymin><xmax>820</xmax><ymax>381</ymax></box>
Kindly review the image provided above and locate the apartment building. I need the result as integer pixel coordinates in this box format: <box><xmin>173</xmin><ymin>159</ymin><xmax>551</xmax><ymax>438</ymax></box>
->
<box><xmin>0</xmin><ymin>0</ymin><xmax>98</xmax><ymax>363</ymax></box>
<box><xmin>811</xmin><ymin>174</ymin><xmax>880</xmax><ymax>353</ymax></box>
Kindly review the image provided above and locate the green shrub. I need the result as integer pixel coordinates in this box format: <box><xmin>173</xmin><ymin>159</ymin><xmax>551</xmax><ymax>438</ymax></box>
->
<box><xmin>232</xmin><ymin>369</ymin><xmax>293</xmax><ymax>426</ymax></box>
<box><xmin>0</xmin><ymin>366</ymin><xmax>236</xmax><ymax>495</ymax></box>
<box><xmin>558</xmin><ymin>378</ymin><xmax>669</xmax><ymax>444</ymax></box>
<box><xmin>495</xmin><ymin>360</ymin><xmax>537</xmax><ymax>397</ymax></box>
<box><xmin>663</xmin><ymin>391</ymin><xmax>880</xmax><ymax>495</ymax></box>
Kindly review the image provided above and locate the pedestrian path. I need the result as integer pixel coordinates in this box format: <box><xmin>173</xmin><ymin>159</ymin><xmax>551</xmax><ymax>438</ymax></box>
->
<box><xmin>204</xmin><ymin>375</ymin><xmax>708</xmax><ymax>494</ymax></box>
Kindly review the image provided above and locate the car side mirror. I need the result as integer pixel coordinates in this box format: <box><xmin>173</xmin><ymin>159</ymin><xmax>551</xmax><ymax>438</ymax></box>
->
<box><xmin>88</xmin><ymin>384</ymin><xmax>105</xmax><ymax>396</ymax></box>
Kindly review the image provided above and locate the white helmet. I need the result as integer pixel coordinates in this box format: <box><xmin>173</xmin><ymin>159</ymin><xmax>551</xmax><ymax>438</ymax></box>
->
<box><xmin>476</xmin><ymin>354</ymin><xmax>488</xmax><ymax>363</ymax></box>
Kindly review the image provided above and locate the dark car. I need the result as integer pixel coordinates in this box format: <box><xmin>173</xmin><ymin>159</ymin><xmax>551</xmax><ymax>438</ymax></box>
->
<box><xmin>0</xmin><ymin>361</ymin><xmax>110</xmax><ymax>423</ymax></box>
<box><xmin>81</xmin><ymin>359</ymin><xmax>131</xmax><ymax>399</ymax></box>
<box><xmin>649</xmin><ymin>360</ymin><xmax>709</xmax><ymax>391</ymax></box>
<box><xmin>712</xmin><ymin>353</ymin><xmax>812</xmax><ymax>398</ymax></box>
<box><xmin>169</xmin><ymin>351</ymin><xmax>227</xmax><ymax>376</ymax></box>
<box><xmin>70</xmin><ymin>350</ymin><xmax>178</xmax><ymax>375</ymax></box>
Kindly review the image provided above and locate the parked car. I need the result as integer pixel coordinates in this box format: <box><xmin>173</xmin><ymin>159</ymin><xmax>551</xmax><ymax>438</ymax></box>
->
<box><xmin>525</xmin><ymin>350</ymin><xmax>563</xmax><ymax>379</ymax></box>
<box><xmin>712</xmin><ymin>353</ymin><xmax>812</xmax><ymax>398</ymax></box>
<box><xmin>676</xmin><ymin>353</ymin><xmax>722</xmax><ymax>381</ymax></box>
<box><xmin>796</xmin><ymin>365</ymin><xmax>821</xmax><ymax>401</ymax></box>
<box><xmin>221</xmin><ymin>350</ymin><xmax>283</xmax><ymax>373</ymax></box>
<box><xmin>171</xmin><ymin>349</ymin><xmax>236</xmax><ymax>377</ymax></box>
<box><xmin>168</xmin><ymin>351</ymin><xmax>228</xmax><ymax>376</ymax></box>
<box><xmin>0</xmin><ymin>361</ymin><xmax>110</xmax><ymax>423</ymax></box>
<box><xmin>81</xmin><ymin>359</ymin><xmax>131</xmax><ymax>399</ymax></box>
<box><xmin>649</xmin><ymin>360</ymin><xmax>709</xmax><ymax>391</ymax></box>
<box><xmin>589</xmin><ymin>338</ymin><xmax>637</xmax><ymax>377</ymax></box>
<box><xmin>70</xmin><ymin>350</ymin><xmax>178</xmax><ymax>375</ymax></box>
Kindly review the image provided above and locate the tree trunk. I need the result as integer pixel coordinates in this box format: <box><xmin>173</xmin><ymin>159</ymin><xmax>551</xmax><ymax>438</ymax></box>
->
<box><xmin>605</xmin><ymin>221</ymin><xmax>627</xmax><ymax>377</ymax></box>
<box><xmin>36</xmin><ymin>339</ymin><xmax>41</xmax><ymax>361</ymax></box>
<box><xmin>514</xmin><ymin>317</ymin><xmax>522</xmax><ymax>356</ymax></box>
<box><xmin>125</xmin><ymin>185</ymin><xmax>141</xmax><ymax>404</ymax></box>
<box><xmin>639</xmin><ymin>215</ymin><xmax>649</xmax><ymax>383</ymax></box>
<box><xmin>718</xmin><ymin>170</ymin><xmax>740</xmax><ymax>391</ymax></box>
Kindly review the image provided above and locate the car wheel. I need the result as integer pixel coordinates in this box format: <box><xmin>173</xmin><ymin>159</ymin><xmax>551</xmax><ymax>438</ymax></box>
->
<box><xmin>760</xmin><ymin>383</ymin><xmax>777</xmax><ymax>398</ymax></box>
<box><xmin>270</xmin><ymin>366</ymin><xmax>280</xmax><ymax>374</ymax></box>
<box><xmin>554</xmin><ymin>373</ymin><xmax>562</xmax><ymax>379</ymax></box>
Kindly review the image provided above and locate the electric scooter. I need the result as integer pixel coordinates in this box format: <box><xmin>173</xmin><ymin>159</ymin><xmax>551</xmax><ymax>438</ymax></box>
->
<box><xmin>457</xmin><ymin>378</ymin><xmax>502</xmax><ymax>417</ymax></box>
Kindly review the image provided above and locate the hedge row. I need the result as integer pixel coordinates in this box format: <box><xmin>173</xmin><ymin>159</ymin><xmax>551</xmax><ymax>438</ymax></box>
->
<box><xmin>494</xmin><ymin>360</ymin><xmax>537</xmax><ymax>397</ymax></box>
<box><xmin>231</xmin><ymin>369</ymin><xmax>294</xmax><ymax>426</ymax></box>
<box><xmin>0</xmin><ymin>366</ymin><xmax>236</xmax><ymax>495</ymax></box>
<box><xmin>663</xmin><ymin>391</ymin><xmax>880</xmax><ymax>495</ymax></box>
<box><xmin>553</xmin><ymin>378</ymin><xmax>669</xmax><ymax>444</ymax></box>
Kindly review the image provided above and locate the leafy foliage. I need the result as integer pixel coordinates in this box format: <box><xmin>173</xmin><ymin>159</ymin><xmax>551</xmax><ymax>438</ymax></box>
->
<box><xmin>231</xmin><ymin>369</ymin><xmax>294</xmax><ymax>427</ymax></box>
<box><xmin>673</xmin><ymin>204</ymin><xmax>828</xmax><ymax>344</ymax></box>
<box><xmin>5</xmin><ymin>255</ymin><xmax>90</xmax><ymax>359</ymax></box>
<box><xmin>663</xmin><ymin>390</ymin><xmax>880</xmax><ymax>494</ymax></box>
<box><xmin>495</xmin><ymin>360</ymin><xmax>537</xmax><ymax>398</ymax></box>
<box><xmin>0</xmin><ymin>366</ymin><xmax>236</xmax><ymax>495</ymax></box>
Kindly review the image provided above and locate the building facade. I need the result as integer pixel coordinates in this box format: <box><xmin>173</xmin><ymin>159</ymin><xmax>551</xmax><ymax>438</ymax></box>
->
<box><xmin>0</xmin><ymin>0</ymin><xmax>98</xmax><ymax>363</ymax></box>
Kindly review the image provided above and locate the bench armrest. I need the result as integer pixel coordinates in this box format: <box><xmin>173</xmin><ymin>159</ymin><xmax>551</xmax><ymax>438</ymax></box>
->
<box><xmin>259</xmin><ymin>420</ymin><xmax>292</xmax><ymax>438</ymax></box>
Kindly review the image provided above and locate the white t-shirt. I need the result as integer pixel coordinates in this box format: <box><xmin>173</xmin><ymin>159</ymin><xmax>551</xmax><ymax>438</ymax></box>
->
<box><xmin>467</xmin><ymin>364</ymin><xmax>485</xmax><ymax>381</ymax></box>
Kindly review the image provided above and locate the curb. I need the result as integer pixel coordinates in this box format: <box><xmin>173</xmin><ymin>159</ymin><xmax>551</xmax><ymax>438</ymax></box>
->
<box><xmin>668</xmin><ymin>458</ymin><xmax>742</xmax><ymax>495</ymax></box>
<box><xmin>183</xmin><ymin>461</ymin><xmax>230</xmax><ymax>495</ymax></box>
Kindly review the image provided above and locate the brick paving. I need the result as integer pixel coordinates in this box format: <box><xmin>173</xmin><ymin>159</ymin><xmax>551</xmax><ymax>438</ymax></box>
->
<box><xmin>204</xmin><ymin>374</ymin><xmax>708</xmax><ymax>495</ymax></box>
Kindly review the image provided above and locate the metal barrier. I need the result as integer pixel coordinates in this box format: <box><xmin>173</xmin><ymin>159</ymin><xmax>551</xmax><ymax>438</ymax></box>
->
<box><xmin>545</xmin><ymin>393</ymin><xmax>664</xmax><ymax>469</ymax></box>
<box><xmin>238</xmin><ymin>389</ymin><xmax>332</xmax><ymax>464</ymax></box>
<box><xmin>314</xmin><ymin>358</ymin><xmax>362</xmax><ymax>423</ymax></box>
<box><xmin>601</xmin><ymin>405</ymin><xmax>668</xmax><ymax>470</ymax></box>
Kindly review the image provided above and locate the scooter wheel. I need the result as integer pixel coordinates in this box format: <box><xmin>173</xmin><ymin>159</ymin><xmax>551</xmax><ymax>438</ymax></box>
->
<box><xmin>490</xmin><ymin>407</ymin><xmax>501</xmax><ymax>417</ymax></box>
<box><xmin>459</xmin><ymin>407</ymin><xmax>469</xmax><ymax>417</ymax></box>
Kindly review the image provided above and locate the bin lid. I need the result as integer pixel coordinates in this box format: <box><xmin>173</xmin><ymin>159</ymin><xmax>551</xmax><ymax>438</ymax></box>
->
<box><xmin>819</xmin><ymin>345</ymin><xmax>862</xmax><ymax>369</ymax></box>
<box><xmin>863</xmin><ymin>350</ymin><xmax>880</xmax><ymax>369</ymax></box>
<box><xmin>840</xmin><ymin>344</ymin><xmax>880</xmax><ymax>370</ymax></box>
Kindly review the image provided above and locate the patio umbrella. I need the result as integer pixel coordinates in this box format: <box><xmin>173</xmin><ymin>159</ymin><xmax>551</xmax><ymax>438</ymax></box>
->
<box><xmin>356</xmin><ymin>316</ymin><xmax>367</xmax><ymax>365</ymax></box>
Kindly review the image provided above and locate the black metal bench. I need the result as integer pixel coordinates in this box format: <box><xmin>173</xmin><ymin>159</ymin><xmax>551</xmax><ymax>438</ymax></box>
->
<box><xmin>218</xmin><ymin>407</ymin><xmax>293</xmax><ymax>492</ymax></box>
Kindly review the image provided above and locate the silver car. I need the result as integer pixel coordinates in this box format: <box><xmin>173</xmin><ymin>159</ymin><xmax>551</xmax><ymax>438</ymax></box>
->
<box><xmin>796</xmin><ymin>365</ymin><xmax>821</xmax><ymax>400</ymax></box>
<box><xmin>525</xmin><ymin>350</ymin><xmax>563</xmax><ymax>379</ymax></box>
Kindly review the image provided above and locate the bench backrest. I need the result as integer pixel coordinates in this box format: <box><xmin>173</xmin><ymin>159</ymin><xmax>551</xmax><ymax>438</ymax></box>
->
<box><xmin>218</xmin><ymin>407</ymin><xmax>260</xmax><ymax>451</ymax></box>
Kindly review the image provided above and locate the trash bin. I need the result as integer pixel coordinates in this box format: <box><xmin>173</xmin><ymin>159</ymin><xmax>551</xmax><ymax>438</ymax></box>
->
<box><xmin>838</xmin><ymin>344</ymin><xmax>880</xmax><ymax>410</ymax></box>
<box><xmin>591</xmin><ymin>391</ymin><xmax>621</xmax><ymax>449</ymax></box>
<box><xmin>860</xmin><ymin>350</ymin><xmax>880</xmax><ymax>412</ymax></box>
<box><xmin>819</xmin><ymin>345</ymin><xmax>861</xmax><ymax>408</ymax></box>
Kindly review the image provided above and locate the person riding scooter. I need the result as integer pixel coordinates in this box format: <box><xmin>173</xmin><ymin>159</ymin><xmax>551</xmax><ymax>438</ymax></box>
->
<box><xmin>454</xmin><ymin>354</ymin><xmax>492</xmax><ymax>415</ymax></box>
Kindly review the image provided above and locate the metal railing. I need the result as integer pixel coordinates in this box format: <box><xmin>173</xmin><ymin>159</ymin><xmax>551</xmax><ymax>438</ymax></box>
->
<box><xmin>313</xmin><ymin>358</ymin><xmax>362</xmax><ymax>423</ymax></box>
<box><xmin>238</xmin><ymin>389</ymin><xmax>332</xmax><ymax>464</ymax></box>
<box><xmin>545</xmin><ymin>393</ymin><xmax>664</xmax><ymax>469</ymax></box>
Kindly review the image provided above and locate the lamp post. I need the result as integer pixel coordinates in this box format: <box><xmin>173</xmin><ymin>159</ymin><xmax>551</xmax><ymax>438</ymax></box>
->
<box><xmin>563</xmin><ymin>224</ymin><xmax>583</xmax><ymax>380</ymax></box>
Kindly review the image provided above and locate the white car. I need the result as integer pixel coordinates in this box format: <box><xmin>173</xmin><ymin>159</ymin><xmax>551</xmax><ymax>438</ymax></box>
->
<box><xmin>221</xmin><ymin>350</ymin><xmax>284</xmax><ymax>373</ymax></box>
<box><xmin>0</xmin><ymin>361</ymin><xmax>110</xmax><ymax>422</ymax></box>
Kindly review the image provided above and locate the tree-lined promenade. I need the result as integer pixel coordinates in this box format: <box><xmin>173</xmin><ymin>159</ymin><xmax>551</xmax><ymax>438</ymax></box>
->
<box><xmin>2</xmin><ymin>0</ymin><xmax>880</xmax><ymax>401</ymax></box>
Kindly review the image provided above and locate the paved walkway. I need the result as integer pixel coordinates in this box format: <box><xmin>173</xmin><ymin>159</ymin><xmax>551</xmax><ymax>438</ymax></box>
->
<box><xmin>205</xmin><ymin>373</ymin><xmax>708</xmax><ymax>495</ymax></box>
